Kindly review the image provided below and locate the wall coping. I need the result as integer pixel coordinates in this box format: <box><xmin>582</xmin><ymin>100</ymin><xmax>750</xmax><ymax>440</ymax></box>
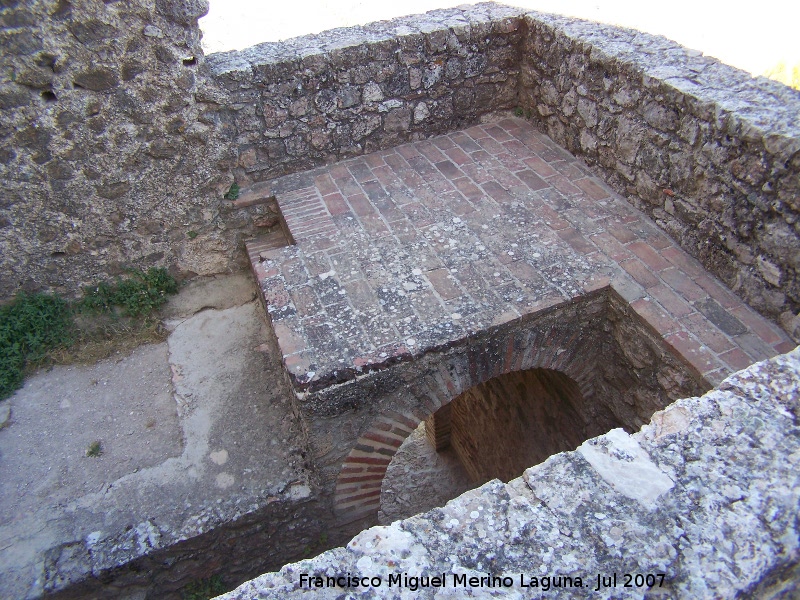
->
<box><xmin>525</xmin><ymin>11</ymin><xmax>800</xmax><ymax>158</ymax></box>
<box><xmin>205</xmin><ymin>4</ymin><xmax>525</xmax><ymax>77</ymax></box>
<box><xmin>206</xmin><ymin>4</ymin><xmax>800</xmax><ymax>158</ymax></box>
<box><xmin>219</xmin><ymin>346</ymin><xmax>800</xmax><ymax>599</ymax></box>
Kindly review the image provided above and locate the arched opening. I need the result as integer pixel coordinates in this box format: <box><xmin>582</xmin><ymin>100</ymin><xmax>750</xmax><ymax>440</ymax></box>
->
<box><xmin>337</xmin><ymin>292</ymin><xmax>709</xmax><ymax>525</ymax></box>
<box><xmin>379</xmin><ymin>368</ymin><xmax>625</xmax><ymax>523</ymax></box>
<box><xmin>378</xmin><ymin>421</ymin><xmax>473</xmax><ymax>525</ymax></box>
<box><xmin>431</xmin><ymin>368</ymin><xmax>603</xmax><ymax>483</ymax></box>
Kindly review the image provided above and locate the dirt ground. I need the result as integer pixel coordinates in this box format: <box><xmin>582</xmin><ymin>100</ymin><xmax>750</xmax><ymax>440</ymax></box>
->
<box><xmin>0</xmin><ymin>273</ymin><xmax>312</xmax><ymax>599</ymax></box>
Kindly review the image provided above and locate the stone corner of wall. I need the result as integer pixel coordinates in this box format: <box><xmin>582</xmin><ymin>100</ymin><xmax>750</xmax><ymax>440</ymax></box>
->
<box><xmin>217</xmin><ymin>346</ymin><xmax>800</xmax><ymax>599</ymax></box>
<box><xmin>522</xmin><ymin>10</ymin><xmax>800</xmax><ymax>143</ymax></box>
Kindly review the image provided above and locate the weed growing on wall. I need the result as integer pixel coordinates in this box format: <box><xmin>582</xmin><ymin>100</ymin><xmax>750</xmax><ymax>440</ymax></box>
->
<box><xmin>80</xmin><ymin>268</ymin><xmax>178</xmax><ymax>318</ymax></box>
<box><xmin>0</xmin><ymin>268</ymin><xmax>178</xmax><ymax>400</ymax></box>
<box><xmin>86</xmin><ymin>440</ymin><xmax>103</xmax><ymax>457</ymax></box>
<box><xmin>0</xmin><ymin>293</ymin><xmax>74</xmax><ymax>399</ymax></box>
<box><xmin>181</xmin><ymin>575</ymin><xmax>226</xmax><ymax>600</ymax></box>
<box><xmin>223</xmin><ymin>182</ymin><xmax>240</xmax><ymax>200</ymax></box>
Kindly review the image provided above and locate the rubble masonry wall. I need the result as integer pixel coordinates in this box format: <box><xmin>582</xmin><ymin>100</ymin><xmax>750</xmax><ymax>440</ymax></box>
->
<box><xmin>2</xmin><ymin>3</ymin><xmax>798</xmax><ymax>344</ymax></box>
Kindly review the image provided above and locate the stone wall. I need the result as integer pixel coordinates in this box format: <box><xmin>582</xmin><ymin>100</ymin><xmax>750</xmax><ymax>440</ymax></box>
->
<box><xmin>205</xmin><ymin>3</ymin><xmax>524</xmax><ymax>186</ymax></box>
<box><xmin>518</xmin><ymin>12</ymin><xmax>800</xmax><ymax>339</ymax></box>
<box><xmin>3</xmin><ymin>2</ymin><xmax>799</xmax><ymax>347</ymax></box>
<box><xmin>323</xmin><ymin>288</ymin><xmax>706</xmax><ymax>524</ymax></box>
<box><xmin>43</xmin><ymin>492</ymin><xmax>334</xmax><ymax>600</ymax></box>
<box><xmin>218</xmin><ymin>346</ymin><xmax>800</xmax><ymax>600</ymax></box>
<box><xmin>0</xmin><ymin>0</ymin><xmax>264</xmax><ymax>297</ymax></box>
<box><xmin>0</xmin><ymin>2</ymin><xmax>524</xmax><ymax>300</ymax></box>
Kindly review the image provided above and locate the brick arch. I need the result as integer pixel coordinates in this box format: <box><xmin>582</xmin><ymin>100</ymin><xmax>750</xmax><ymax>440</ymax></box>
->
<box><xmin>333</xmin><ymin>325</ymin><xmax>599</xmax><ymax>522</ymax></box>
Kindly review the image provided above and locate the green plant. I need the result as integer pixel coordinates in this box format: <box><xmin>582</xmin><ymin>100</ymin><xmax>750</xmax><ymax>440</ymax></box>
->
<box><xmin>223</xmin><ymin>182</ymin><xmax>240</xmax><ymax>200</ymax></box>
<box><xmin>513</xmin><ymin>106</ymin><xmax>533</xmax><ymax>120</ymax></box>
<box><xmin>181</xmin><ymin>575</ymin><xmax>226</xmax><ymax>600</ymax></box>
<box><xmin>80</xmin><ymin>268</ymin><xmax>178</xmax><ymax>318</ymax></box>
<box><xmin>86</xmin><ymin>440</ymin><xmax>103</xmax><ymax>457</ymax></box>
<box><xmin>301</xmin><ymin>531</ymin><xmax>330</xmax><ymax>558</ymax></box>
<box><xmin>0</xmin><ymin>292</ymin><xmax>74</xmax><ymax>399</ymax></box>
<box><xmin>187</xmin><ymin>230</ymin><xmax>198</xmax><ymax>239</ymax></box>
<box><xmin>0</xmin><ymin>268</ymin><xmax>178</xmax><ymax>399</ymax></box>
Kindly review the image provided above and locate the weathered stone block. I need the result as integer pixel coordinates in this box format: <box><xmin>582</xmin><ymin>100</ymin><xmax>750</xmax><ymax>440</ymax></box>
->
<box><xmin>72</xmin><ymin>67</ymin><xmax>119</xmax><ymax>91</ymax></box>
<box><xmin>384</xmin><ymin>107</ymin><xmax>412</xmax><ymax>132</ymax></box>
<box><xmin>155</xmin><ymin>0</ymin><xmax>209</xmax><ymax>25</ymax></box>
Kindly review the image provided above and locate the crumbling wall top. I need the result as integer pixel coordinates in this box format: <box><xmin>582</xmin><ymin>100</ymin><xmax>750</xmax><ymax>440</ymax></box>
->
<box><xmin>206</xmin><ymin>3</ymin><xmax>525</xmax><ymax>76</ymax></box>
<box><xmin>219</xmin><ymin>346</ymin><xmax>800</xmax><ymax>599</ymax></box>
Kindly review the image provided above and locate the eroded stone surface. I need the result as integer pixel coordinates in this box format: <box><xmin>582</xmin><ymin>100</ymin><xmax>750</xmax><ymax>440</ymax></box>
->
<box><xmin>0</xmin><ymin>0</ymin><xmax>248</xmax><ymax>297</ymax></box>
<box><xmin>219</xmin><ymin>347</ymin><xmax>800</xmax><ymax>599</ymax></box>
<box><xmin>0</xmin><ymin>277</ymin><xmax>319</xmax><ymax>599</ymax></box>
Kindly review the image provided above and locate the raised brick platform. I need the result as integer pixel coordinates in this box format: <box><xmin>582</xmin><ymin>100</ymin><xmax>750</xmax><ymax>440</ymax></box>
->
<box><xmin>247</xmin><ymin>116</ymin><xmax>793</xmax><ymax>395</ymax></box>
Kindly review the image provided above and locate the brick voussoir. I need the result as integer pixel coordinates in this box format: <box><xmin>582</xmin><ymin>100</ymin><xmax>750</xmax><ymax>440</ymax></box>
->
<box><xmin>335</xmin><ymin>477</ymin><xmax>384</xmax><ymax>495</ymax></box>
<box><xmin>343</xmin><ymin>454</ymin><xmax>391</xmax><ymax>466</ymax></box>
<box><xmin>337</xmin><ymin>472</ymin><xmax>386</xmax><ymax>485</ymax></box>
<box><xmin>382</xmin><ymin>411</ymin><xmax>419</xmax><ymax>434</ymax></box>
<box><xmin>335</xmin><ymin>495</ymin><xmax>381</xmax><ymax>513</ymax></box>
<box><xmin>362</xmin><ymin>430</ymin><xmax>405</xmax><ymax>449</ymax></box>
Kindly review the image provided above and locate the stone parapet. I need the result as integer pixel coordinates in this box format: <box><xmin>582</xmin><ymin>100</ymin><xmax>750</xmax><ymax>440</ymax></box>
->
<box><xmin>2</xmin><ymin>3</ymin><xmax>798</xmax><ymax>346</ymax></box>
<box><xmin>205</xmin><ymin>4</ymin><xmax>525</xmax><ymax>184</ymax></box>
<box><xmin>519</xmin><ymin>12</ymin><xmax>800</xmax><ymax>339</ymax></box>
<box><xmin>218</xmin><ymin>346</ymin><xmax>800</xmax><ymax>599</ymax></box>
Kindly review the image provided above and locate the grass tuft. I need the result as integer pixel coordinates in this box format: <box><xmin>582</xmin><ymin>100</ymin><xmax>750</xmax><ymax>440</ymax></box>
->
<box><xmin>0</xmin><ymin>293</ymin><xmax>74</xmax><ymax>399</ymax></box>
<box><xmin>86</xmin><ymin>440</ymin><xmax>103</xmax><ymax>457</ymax></box>
<box><xmin>80</xmin><ymin>268</ymin><xmax>178</xmax><ymax>318</ymax></box>
<box><xmin>223</xmin><ymin>182</ymin><xmax>240</xmax><ymax>200</ymax></box>
<box><xmin>0</xmin><ymin>268</ymin><xmax>178</xmax><ymax>400</ymax></box>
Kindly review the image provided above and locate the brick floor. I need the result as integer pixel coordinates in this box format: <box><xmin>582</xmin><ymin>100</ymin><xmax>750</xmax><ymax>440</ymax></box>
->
<box><xmin>247</xmin><ymin>117</ymin><xmax>794</xmax><ymax>392</ymax></box>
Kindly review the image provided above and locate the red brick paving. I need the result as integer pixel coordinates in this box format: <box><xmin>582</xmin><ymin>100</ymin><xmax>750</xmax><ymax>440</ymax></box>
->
<box><xmin>631</xmin><ymin>298</ymin><xmax>681</xmax><ymax>336</ymax></box>
<box><xmin>246</xmin><ymin>117</ymin><xmax>794</xmax><ymax>392</ymax></box>
<box><xmin>627</xmin><ymin>241</ymin><xmax>671</xmax><ymax>271</ymax></box>
<box><xmin>621</xmin><ymin>258</ymin><xmax>660</xmax><ymax>289</ymax></box>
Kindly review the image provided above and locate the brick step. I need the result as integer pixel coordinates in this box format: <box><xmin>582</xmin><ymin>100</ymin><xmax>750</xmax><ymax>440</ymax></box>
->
<box><xmin>245</xmin><ymin>229</ymin><xmax>290</xmax><ymax>264</ymax></box>
<box><xmin>230</xmin><ymin>181</ymin><xmax>274</xmax><ymax>208</ymax></box>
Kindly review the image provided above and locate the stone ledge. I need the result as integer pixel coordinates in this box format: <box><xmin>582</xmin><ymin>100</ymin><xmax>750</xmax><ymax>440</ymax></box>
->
<box><xmin>206</xmin><ymin>4</ymin><xmax>526</xmax><ymax>77</ymax></box>
<box><xmin>519</xmin><ymin>10</ymin><xmax>800</xmax><ymax>335</ymax></box>
<box><xmin>218</xmin><ymin>346</ymin><xmax>800</xmax><ymax>599</ymax></box>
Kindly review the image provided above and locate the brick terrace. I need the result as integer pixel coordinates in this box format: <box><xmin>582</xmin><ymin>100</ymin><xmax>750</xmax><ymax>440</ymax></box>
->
<box><xmin>247</xmin><ymin>116</ymin><xmax>793</xmax><ymax>395</ymax></box>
